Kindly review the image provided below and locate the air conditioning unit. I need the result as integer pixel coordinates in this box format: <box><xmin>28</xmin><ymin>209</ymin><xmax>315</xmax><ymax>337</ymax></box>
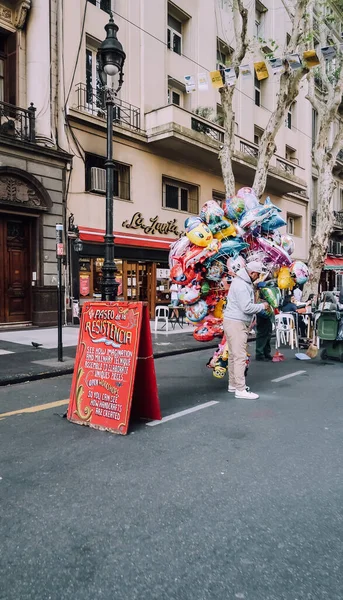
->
<box><xmin>90</xmin><ymin>167</ymin><xmax>106</xmax><ymax>193</ymax></box>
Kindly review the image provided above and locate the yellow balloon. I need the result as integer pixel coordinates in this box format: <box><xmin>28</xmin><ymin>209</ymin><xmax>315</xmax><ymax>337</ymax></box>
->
<box><xmin>186</xmin><ymin>223</ymin><xmax>213</xmax><ymax>247</ymax></box>
<box><xmin>214</xmin><ymin>218</ymin><xmax>237</xmax><ymax>240</ymax></box>
<box><xmin>213</xmin><ymin>298</ymin><xmax>225</xmax><ymax>319</ymax></box>
<box><xmin>277</xmin><ymin>266</ymin><xmax>292</xmax><ymax>290</ymax></box>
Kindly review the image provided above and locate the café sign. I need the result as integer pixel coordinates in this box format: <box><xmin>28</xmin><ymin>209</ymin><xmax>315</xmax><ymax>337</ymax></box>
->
<box><xmin>122</xmin><ymin>212</ymin><xmax>180</xmax><ymax>237</ymax></box>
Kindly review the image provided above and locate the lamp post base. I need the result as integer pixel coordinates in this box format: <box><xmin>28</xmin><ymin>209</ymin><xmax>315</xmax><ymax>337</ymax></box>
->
<box><xmin>101</xmin><ymin>262</ymin><xmax>119</xmax><ymax>301</ymax></box>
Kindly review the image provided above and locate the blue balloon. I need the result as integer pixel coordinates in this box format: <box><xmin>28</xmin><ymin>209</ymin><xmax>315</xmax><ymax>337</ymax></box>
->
<box><xmin>261</xmin><ymin>214</ymin><xmax>287</xmax><ymax>232</ymax></box>
<box><xmin>204</xmin><ymin>238</ymin><xmax>249</xmax><ymax>267</ymax></box>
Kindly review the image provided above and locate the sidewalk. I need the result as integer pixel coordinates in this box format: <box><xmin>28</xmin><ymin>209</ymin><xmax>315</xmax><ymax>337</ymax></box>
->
<box><xmin>0</xmin><ymin>323</ymin><xmax>221</xmax><ymax>386</ymax></box>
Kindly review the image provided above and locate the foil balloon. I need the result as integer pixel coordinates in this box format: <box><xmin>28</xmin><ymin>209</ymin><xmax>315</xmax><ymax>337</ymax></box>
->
<box><xmin>223</xmin><ymin>196</ymin><xmax>245</xmax><ymax>221</ymax></box>
<box><xmin>182</xmin><ymin>285</ymin><xmax>201</xmax><ymax>305</ymax></box>
<box><xmin>186</xmin><ymin>299</ymin><xmax>209</xmax><ymax>323</ymax></box>
<box><xmin>236</xmin><ymin>187</ymin><xmax>259</xmax><ymax>211</ymax></box>
<box><xmin>256</xmin><ymin>236</ymin><xmax>292</xmax><ymax>266</ymax></box>
<box><xmin>259</xmin><ymin>286</ymin><xmax>281</xmax><ymax>309</ymax></box>
<box><xmin>280</xmin><ymin>234</ymin><xmax>295</xmax><ymax>256</ymax></box>
<box><xmin>213</xmin><ymin>217</ymin><xmax>237</xmax><ymax>240</ymax></box>
<box><xmin>169</xmin><ymin>236</ymin><xmax>191</xmax><ymax>268</ymax></box>
<box><xmin>240</xmin><ymin>205</ymin><xmax>274</xmax><ymax>230</ymax></box>
<box><xmin>261</xmin><ymin>214</ymin><xmax>287</xmax><ymax>232</ymax></box>
<box><xmin>290</xmin><ymin>260</ymin><xmax>309</xmax><ymax>285</ymax></box>
<box><xmin>208</xmin><ymin>239</ymin><xmax>249</xmax><ymax>265</ymax></box>
<box><xmin>277</xmin><ymin>266</ymin><xmax>293</xmax><ymax>290</ymax></box>
<box><xmin>264</xmin><ymin>196</ymin><xmax>282</xmax><ymax>212</ymax></box>
<box><xmin>272</xmin><ymin>230</ymin><xmax>282</xmax><ymax>245</ymax></box>
<box><xmin>201</xmin><ymin>281</ymin><xmax>210</xmax><ymax>296</ymax></box>
<box><xmin>186</xmin><ymin>222</ymin><xmax>213</xmax><ymax>247</ymax></box>
<box><xmin>206</xmin><ymin>262</ymin><xmax>225</xmax><ymax>281</ymax></box>
<box><xmin>200</xmin><ymin>200</ymin><xmax>224</xmax><ymax>224</ymax></box>
<box><xmin>227</xmin><ymin>254</ymin><xmax>246</xmax><ymax>276</ymax></box>
<box><xmin>184</xmin><ymin>216</ymin><xmax>203</xmax><ymax>230</ymax></box>
<box><xmin>213</xmin><ymin>297</ymin><xmax>226</xmax><ymax>319</ymax></box>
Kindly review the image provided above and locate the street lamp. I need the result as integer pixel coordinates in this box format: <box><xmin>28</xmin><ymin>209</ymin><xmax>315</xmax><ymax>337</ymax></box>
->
<box><xmin>97</xmin><ymin>14</ymin><xmax>126</xmax><ymax>301</ymax></box>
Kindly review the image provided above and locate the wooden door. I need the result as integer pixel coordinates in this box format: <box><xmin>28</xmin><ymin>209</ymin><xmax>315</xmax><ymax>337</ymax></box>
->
<box><xmin>0</xmin><ymin>215</ymin><xmax>32</xmax><ymax>323</ymax></box>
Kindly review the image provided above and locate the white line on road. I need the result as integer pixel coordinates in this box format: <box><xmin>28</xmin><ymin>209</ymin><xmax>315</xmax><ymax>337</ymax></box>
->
<box><xmin>146</xmin><ymin>400</ymin><xmax>219</xmax><ymax>427</ymax></box>
<box><xmin>271</xmin><ymin>370</ymin><xmax>306</xmax><ymax>383</ymax></box>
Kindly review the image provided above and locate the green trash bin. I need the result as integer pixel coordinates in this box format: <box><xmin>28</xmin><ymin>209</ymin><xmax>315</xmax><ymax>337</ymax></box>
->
<box><xmin>317</xmin><ymin>311</ymin><xmax>343</xmax><ymax>361</ymax></box>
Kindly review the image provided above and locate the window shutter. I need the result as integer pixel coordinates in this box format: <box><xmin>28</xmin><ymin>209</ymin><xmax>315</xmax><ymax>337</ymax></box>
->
<box><xmin>6</xmin><ymin>32</ymin><xmax>17</xmax><ymax>106</ymax></box>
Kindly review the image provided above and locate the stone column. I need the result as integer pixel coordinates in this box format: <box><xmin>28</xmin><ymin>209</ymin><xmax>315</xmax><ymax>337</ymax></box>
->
<box><xmin>26</xmin><ymin>0</ymin><xmax>52</xmax><ymax>143</ymax></box>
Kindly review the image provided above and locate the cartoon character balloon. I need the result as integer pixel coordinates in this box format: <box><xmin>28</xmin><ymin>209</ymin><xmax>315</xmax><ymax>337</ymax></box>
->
<box><xmin>186</xmin><ymin>221</ymin><xmax>213</xmax><ymax>247</ymax></box>
<box><xmin>280</xmin><ymin>234</ymin><xmax>295</xmax><ymax>256</ymax></box>
<box><xmin>290</xmin><ymin>261</ymin><xmax>309</xmax><ymax>285</ymax></box>
<box><xmin>223</xmin><ymin>196</ymin><xmax>245</xmax><ymax>221</ymax></box>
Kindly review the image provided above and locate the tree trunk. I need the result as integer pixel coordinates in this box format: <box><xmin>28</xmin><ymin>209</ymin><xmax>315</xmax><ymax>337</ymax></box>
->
<box><xmin>219</xmin><ymin>85</ymin><xmax>236</xmax><ymax>197</ymax></box>
<box><xmin>304</xmin><ymin>162</ymin><xmax>336</xmax><ymax>297</ymax></box>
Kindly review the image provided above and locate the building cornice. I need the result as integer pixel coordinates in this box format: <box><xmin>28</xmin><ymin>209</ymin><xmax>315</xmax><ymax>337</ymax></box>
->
<box><xmin>14</xmin><ymin>0</ymin><xmax>31</xmax><ymax>29</ymax></box>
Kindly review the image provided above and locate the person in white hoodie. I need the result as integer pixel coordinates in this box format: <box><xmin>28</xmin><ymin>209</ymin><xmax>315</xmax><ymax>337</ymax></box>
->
<box><xmin>223</xmin><ymin>261</ymin><xmax>269</xmax><ymax>400</ymax></box>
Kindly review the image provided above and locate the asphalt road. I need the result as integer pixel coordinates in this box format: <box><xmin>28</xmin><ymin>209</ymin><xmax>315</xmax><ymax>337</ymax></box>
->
<box><xmin>1</xmin><ymin>348</ymin><xmax>343</xmax><ymax>600</ymax></box>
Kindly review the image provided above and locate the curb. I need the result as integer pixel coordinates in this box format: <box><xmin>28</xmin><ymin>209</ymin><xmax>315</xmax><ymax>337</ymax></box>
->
<box><xmin>0</xmin><ymin>337</ymin><xmax>258</xmax><ymax>387</ymax></box>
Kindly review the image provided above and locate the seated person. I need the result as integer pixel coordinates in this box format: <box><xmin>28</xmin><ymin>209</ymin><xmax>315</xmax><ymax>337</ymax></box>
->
<box><xmin>281</xmin><ymin>294</ymin><xmax>310</xmax><ymax>338</ymax></box>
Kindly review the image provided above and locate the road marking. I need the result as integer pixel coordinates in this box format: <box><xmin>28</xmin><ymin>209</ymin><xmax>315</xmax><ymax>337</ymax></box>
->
<box><xmin>0</xmin><ymin>399</ymin><xmax>69</xmax><ymax>420</ymax></box>
<box><xmin>271</xmin><ymin>370</ymin><xmax>306</xmax><ymax>383</ymax></box>
<box><xmin>146</xmin><ymin>400</ymin><xmax>219</xmax><ymax>427</ymax></box>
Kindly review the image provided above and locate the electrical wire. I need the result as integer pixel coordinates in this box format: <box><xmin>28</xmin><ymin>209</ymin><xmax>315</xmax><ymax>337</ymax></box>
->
<box><xmin>111</xmin><ymin>6</ymin><xmax>314</xmax><ymax>141</ymax></box>
<box><xmin>64</xmin><ymin>0</ymin><xmax>88</xmax><ymax>110</ymax></box>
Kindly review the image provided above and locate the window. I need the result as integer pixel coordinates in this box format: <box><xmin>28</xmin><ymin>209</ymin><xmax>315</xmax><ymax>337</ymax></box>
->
<box><xmin>86</xmin><ymin>45</ymin><xmax>103</xmax><ymax>110</ymax></box>
<box><xmin>286</xmin><ymin>103</ymin><xmax>296</xmax><ymax>129</ymax></box>
<box><xmin>287</xmin><ymin>214</ymin><xmax>302</xmax><ymax>236</ymax></box>
<box><xmin>286</xmin><ymin>145</ymin><xmax>297</xmax><ymax>162</ymax></box>
<box><xmin>340</xmin><ymin>188</ymin><xmax>343</xmax><ymax>211</ymax></box>
<box><xmin>212</xmin><ymin>190</ymin><xmax>226</xmax><ymax>206</ymax></box>
<box><xmin>87</xmin><ymin>0</ymin><xmax>111</xmax><ymax>12</ymax></box>
<box><xmin>255</xmin><ymin>75</ymin><xmax>261</xmax><ymax>106</ymax></box>
<box><xmin>312</xmin><ymin>109</ymin><xmax>318</xmax><ymax>147</ymax></box>
<box><xmin>85</xmin><ymin>153</ymin><xmax>131</xmax><ymax>200</ymax></box>
<box><xmin>167</xmin><ymin>14</ymin><xmax>182</xmax><ymax>55</ymax></box>
<box><xmin>0</xmin><ymin>30</ymin><xmax>17</xmax><ymax>105</ymax></box>
<box><xmin>216</xmin><ymin>38</ymin><xmax>233</xmax><ymax>72</ymax></box>
<box><xmin>255</xmin><ymin>8</ymin><xmax>262</xmax><ymax>37</ymax></box>
<box><xmin>312</xmin><ymin>178</ymin><xmax>318</xmax><ymax>210</ymax></box>
<box><xmin>168</xmin><ymin>87</ymin><xmax>182</xmax><ymax>106</ymax></box>
<box><xmin>254</xmin><ymin>126</ymin><xmax>264</xmax><ymax>145</ymax></box>
<box><xmin>162</xmin><ymin>177</ymin><xmax>199</xmax><ymax>214</ymax></box>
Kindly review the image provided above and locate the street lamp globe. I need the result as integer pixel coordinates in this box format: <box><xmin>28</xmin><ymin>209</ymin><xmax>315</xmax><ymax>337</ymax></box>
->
<box><xmin>98</xmin><ymin>14</ymin><xmax>126</xmax><ymax>87</ymax></box>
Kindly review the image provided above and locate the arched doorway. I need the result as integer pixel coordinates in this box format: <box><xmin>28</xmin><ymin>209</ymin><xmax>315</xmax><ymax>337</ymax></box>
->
<box><xmin>0</xmin><ymin>167</ymin><xmax>52</xmax><ymax>324</ymax></box>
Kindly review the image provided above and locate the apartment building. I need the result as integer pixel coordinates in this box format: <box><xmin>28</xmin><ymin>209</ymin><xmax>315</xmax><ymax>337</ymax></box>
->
<box><xmin>0</xmin><ymin>0</ymin><xmax>71</xmax><ymax>326</ymax></box>
<box><xmin>3</xmin><ymin>0</ymin><xmax>341</xmax><ymax>327</ymax></box>
<box><xmin>61</xmin><ymin>0</ymin><xmax>312</xmax><ymax>317</ymax></box>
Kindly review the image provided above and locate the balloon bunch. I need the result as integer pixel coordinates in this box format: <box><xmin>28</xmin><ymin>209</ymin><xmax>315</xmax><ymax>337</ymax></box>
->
<box><xmin>169</xmin><ymin>187</ymin><xmax>309</xmax><ymax>372</ymax></box>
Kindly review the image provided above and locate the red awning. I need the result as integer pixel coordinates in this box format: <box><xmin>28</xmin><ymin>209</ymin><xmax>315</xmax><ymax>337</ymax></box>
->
<box><xmin>324</xmin><ymin>256</ymin><xmax>343</xmax><ymax>270</ymax></box>
<box><xmin>79</xmin><ymin>226</ymin><xmax>173</xmax><ymax>250</ymax></box>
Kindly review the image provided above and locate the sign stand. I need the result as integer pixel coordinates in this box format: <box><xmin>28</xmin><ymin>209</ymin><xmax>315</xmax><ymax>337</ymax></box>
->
<box><xmin>67</xmin><ymin>301</ymin><xmax>161</xmax><ymax>435</ymax></box>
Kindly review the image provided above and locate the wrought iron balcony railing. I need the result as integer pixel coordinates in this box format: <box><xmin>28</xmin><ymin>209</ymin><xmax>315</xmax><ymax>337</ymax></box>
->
<box><xmin>74</xmin><ymin>83</ymin><xmax>141</xmax><ymax>131</ymax></box>
<box><xmin>276</xmin><ymin>158</ymin><xmax>296</xmax><ymax>175</ymax></box>
<box><xmin>0</xmin><ymin>101</ymin><xmax>36</xmax><ymax>143</ymax></box>
<box><xmin>191</xmin><ymin>117</ymin><xmax>224</xmax><ymax>143</ymax></box>
<box><xmin>240</xmin><ymin>140</ymin><xmax>259</xmax><ymax>159</ymax></box>
<box><xmin>312</xmin><ymin>210</ymin><xmax>343</xmax><ymax>229</ymax></box>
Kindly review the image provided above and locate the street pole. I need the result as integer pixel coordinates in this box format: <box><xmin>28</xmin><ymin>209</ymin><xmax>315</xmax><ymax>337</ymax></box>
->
<box><xmin>101</xmin><ymin>90</ymin><xmax>118</xmax><ymax>302</ymax></box>
<box><xmin>56</xmin><ymin>223</ymin><xmax>64</xmax><ymax>362</ymax></box>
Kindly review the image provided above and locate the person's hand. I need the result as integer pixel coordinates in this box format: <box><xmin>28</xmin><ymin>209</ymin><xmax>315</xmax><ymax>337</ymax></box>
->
<box><xmin>263</xmin><ymin>302</ymin><xmax>270</xmax><ymax>311</ymax></box>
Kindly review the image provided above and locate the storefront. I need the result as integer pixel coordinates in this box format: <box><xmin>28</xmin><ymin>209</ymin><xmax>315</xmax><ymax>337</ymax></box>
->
<box><xmin>320</xmin><ymin>257</ymin><xmax>343</xmax><ymax>292</ymax></box>
<box><xmin>69</xmin><ymin>226</ymin><xmax>175</xmax><ymax>318</ymax></box>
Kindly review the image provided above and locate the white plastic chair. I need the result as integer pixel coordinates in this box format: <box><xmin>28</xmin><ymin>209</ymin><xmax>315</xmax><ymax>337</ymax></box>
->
<box><xmin>275</xmin><ymin>313</ymin><xmax>298</xmax><ymax>349</ymax></box>
<box><xmin>154</xmin><ymin>306</ymin><xmax>169</xmax><ymax>333</ymax></box>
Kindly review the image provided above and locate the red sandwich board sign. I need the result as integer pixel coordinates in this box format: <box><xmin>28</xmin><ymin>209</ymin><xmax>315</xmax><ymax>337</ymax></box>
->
<box><xmin>67</xmin><ymin>301</ymin><xmax>161</xmax><ymax>435</ymax></box>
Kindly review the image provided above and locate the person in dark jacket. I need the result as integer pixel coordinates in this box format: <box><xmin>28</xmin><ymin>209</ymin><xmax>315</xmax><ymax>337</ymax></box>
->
<box><xmin>255</xmin><ymin>312</ymin><xmax>273</xmax><ymax>361</ymax></box>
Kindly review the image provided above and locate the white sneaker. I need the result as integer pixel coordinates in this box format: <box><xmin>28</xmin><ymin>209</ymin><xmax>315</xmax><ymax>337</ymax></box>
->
<box><xmin>235</xmin><ymin>389</ymin><xmax>259</xmax><ymax>400</ymax></box>
<box><xmin>228</xmin><ymin>386</ymin><xmax>250</xmax><ymax>393</ymax></box>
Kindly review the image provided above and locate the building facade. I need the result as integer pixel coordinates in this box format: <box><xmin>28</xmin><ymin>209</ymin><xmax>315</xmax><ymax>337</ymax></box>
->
<box><xmin>0</xmin><ymin>0</ymin><xmax>71</xmax><ymax>326</ymax></box>
<box><xmin>61</xmin><ymin>0</ymin><xmax>312</xmax><ymax>318</ymax></box>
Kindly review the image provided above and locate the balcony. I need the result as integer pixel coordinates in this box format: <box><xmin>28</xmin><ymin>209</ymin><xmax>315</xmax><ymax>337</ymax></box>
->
<box><xmin>72</xmin><ymin>83</ymin><xmax>141</xmax><ymax>131</ymax></box>
<box><xmin>0</xmin><ymin>101</ymin><xmax>36</xmax><ymax>144</ymax></box>
<box><xmin>312</xmin><ymin>210</ymin><xmax>343</xmax><ymax>230</ymax></box>
<box><xmin>145</xmin><ymin>104</ymin><xmax>225</xmax><ymax>172</ymax></box>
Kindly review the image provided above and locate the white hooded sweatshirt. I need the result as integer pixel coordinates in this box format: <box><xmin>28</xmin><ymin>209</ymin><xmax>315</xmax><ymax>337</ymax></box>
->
<box><xmin>224</xmin><ymin>268</ymin><xmax>264</xmax><ymax>324</ymax></box>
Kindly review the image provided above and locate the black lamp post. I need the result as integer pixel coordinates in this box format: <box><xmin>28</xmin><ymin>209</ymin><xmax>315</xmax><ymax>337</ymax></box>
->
<box><xmin>97</xmin><ymin>14</ymin><xmax>126</xmax><ymax>301</ymax></box>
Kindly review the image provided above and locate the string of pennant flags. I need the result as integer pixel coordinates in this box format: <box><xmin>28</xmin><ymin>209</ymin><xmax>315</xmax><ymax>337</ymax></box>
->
<box><xmin>183</xmin><ymin>46</ymin><xmax>342</xmax><ymax>93</ymax></box>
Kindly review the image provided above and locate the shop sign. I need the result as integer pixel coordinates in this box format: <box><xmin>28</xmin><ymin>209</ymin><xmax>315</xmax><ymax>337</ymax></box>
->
<box><xmin>157</xmin><ymin>268</ymin><xmax>170</xmax><ymax>279</ymax></box>
<box><xmin>122</xmin><ymin>212</ymin><xmax>180</xmax><ymax>237</ymax></box>
<box><xmin>67</xmin><ymin>301</ymin><xmax>161</xmax><ymax>435</ymax></box>
<box><xmin>80</xmin><ymin>274</ymin><xmax>90</xmax><ymax>297</ymax></box>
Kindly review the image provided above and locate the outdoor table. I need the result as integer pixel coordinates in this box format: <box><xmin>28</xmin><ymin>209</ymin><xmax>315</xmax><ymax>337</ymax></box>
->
<box><xmin>168</xmin><ymin>304</ymin><xmax>186</xmax><ymax>329</ymax></box>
